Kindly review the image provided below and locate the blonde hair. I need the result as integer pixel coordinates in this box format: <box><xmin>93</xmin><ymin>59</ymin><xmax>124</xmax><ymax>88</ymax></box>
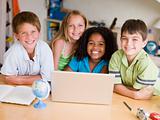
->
<box><xmin>51</xmin><ymin>10</ymin><xmax>88</xmax><ymax>47</ymax></box>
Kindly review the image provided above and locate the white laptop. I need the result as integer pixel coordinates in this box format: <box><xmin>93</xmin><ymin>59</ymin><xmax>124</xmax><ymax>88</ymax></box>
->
<box><xmin>51</xmin><ymin>71</ymin><xmax>114</xmax><ymax>105</ymax></box>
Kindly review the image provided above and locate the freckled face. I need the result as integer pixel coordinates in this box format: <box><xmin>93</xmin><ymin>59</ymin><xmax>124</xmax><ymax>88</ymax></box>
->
<box><xmin>15</xmin><ymin>23</ymin><xmax>40</xmax><ymax>52</ymax></box>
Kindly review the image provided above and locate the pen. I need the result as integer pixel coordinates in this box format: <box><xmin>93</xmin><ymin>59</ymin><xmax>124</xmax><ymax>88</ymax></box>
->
<box><xmin>123</xmin><ymin>101</ymin><xmax>132</xmax><ymax>111</ymax></box>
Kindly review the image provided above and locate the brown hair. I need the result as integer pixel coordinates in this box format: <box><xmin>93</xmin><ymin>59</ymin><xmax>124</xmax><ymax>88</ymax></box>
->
<box><xmin>12</xmin><ymin>11</ymin><xmax>41</xmax><ymax>33</ymax></box>
<box><xmin>121</xmin><ymin>19</ymin><xmax>147</xmax><ymax>41</ymax></box>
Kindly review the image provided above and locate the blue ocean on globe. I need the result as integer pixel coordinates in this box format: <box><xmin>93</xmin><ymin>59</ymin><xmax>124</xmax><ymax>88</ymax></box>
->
<box><xmin>32</xmin><ymin>80</ymin><xmax>50</xmax><ymax>100</ymax></box>
<box><xmin>32</xmin><ymin>80</ymin><xmax>50</xmax><ymax>109</ymax></box>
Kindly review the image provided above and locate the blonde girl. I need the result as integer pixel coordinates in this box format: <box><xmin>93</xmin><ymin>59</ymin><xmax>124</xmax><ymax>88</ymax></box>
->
<box><xmin>51</xmin><ymin>10</ymin><xmax>88</xmax><ymax>70</ymax></box>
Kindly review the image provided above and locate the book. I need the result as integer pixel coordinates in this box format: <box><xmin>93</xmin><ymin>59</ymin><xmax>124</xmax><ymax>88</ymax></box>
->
<box><xmin>0</xmin><ymin>85</ymin><xmax>36</xmax><ymax>105</ymax></box>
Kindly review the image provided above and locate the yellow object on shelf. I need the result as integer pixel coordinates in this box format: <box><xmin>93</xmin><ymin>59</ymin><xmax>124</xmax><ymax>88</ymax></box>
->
<box><xmin>6</xmin><ymin>37</ymin><xmax>13</xmax><ymax>43</ymax></box>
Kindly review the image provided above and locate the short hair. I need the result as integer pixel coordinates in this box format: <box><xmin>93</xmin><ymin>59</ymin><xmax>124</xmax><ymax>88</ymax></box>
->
<box><xmin>12</xmin><ymin>11</ymin><xmax>41</xmax><ymax>33</ymax></box>
<box><xmin>121</xmin><ymin>19</ymin><xmax>147</xmax><ymax>41</ymax></box>
<box><xmin>75</xmin><ymin>27</ymin><xmax>118</xmax><ymax>61</ymax></box>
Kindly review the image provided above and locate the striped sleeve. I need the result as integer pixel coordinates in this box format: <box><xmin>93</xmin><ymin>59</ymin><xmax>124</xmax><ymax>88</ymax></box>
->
<box><xmin>133</xmin><ymin>58</ymin><xmax>159</xmax><ymax>89</ymax></box>
<box><xmin>109</xmin><ymin>51</ymin><xmax>122</xmax><ymax>84</ymax></box>
<box><xmin>136</xmin><ymin>76</ymin><xmax>156</xmax><ymax>85</ymax></box>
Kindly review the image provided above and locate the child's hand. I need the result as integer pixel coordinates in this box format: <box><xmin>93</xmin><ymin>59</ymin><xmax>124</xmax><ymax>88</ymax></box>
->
<box><xmin>135</xmin><ymin>86</ymin><xmax>154</xmax><ymax>100</ymax></box>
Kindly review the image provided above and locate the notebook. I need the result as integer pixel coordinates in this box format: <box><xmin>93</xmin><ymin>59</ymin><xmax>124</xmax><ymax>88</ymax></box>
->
<box><xmin>51</xmin><ymin>71</ymin><xmax>114</xmax><ymax>105</ymax></box>
<box><xmin>0</xmin><ymin>85</ymin><xmax>35</xmax><ymax>105</ymax></box>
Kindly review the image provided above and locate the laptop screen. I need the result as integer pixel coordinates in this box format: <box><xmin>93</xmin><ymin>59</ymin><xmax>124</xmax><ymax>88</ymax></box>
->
<box><xmin>51</xmin><ymin>71</ymin><xmax>115</xmax><ymax>105</ymax></box>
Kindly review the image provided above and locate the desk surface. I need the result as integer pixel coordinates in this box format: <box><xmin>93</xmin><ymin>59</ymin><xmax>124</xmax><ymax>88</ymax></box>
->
<box><xmin>0</xmin><ymin>75</ymin><xmax>160</xmax><ymax>120</ymax></box>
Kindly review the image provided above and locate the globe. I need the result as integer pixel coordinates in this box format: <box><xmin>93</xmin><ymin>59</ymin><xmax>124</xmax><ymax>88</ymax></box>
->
<box><xmin>32</xmin><ymin>80</ymin><xmax>50</xmax><ymax>109</ymax></box>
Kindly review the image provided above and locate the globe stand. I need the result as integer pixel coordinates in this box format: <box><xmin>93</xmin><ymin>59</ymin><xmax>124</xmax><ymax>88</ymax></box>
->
<box><xmin>34</xmin><ymin>100</ymin><xmax>46</xmax><ymax>109</ymax></box>
<box><xmin>32</xmin><ymin>79</ymin><xmax>50</xmax><ymax>110</ymax></box>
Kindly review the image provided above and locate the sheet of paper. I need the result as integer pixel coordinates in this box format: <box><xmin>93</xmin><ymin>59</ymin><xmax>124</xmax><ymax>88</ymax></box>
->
<box><xmin>0</xmin><ymin>85</ymin><xmax>14</xmax><ymax>100</ymax></box>
<box><xmin>0</xmin><ymin>85</ymin><xmax>35</xmax><ymax>105</ymax></box>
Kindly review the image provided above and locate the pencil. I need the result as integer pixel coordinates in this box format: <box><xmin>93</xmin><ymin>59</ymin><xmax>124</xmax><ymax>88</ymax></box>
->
<box><xmin>123</xmin><ymin>101</ymin><xmax>132</xmax><ymax>111</ymax></box>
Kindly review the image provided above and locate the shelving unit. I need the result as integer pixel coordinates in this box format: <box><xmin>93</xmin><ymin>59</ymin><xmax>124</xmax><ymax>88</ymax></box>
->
<box><xmin>46</xmin><ymin>18</ymin><xmax>61</xmax><ymax>41</ymax></box>
<box><xmin>46</xmin><ymin>0</ymin><xmax>68</xmax><ymax>42</ymax></box>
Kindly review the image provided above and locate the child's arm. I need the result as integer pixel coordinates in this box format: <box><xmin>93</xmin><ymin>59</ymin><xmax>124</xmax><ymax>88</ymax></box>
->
<box><xmin>52</xmin><ymin>39</ymin><xmax>64</xmax><ymax>70</ymax></box>
<box><xmin>114</xmin><ymin>84</ymin><xmax>153</xmax><ymax>100</ymax></box>
<box><xmin>101</xmin><ymin>66</ymin><xmax>107</xmax><ymax>73</ymax></box>
<box><xmin>64</xmin><ymin>56</ymin><xmax>79</xmax><ymax>72</ymax></box>
<box><xmin>64</xmin><ymin>66</ymin><xmax>73</xmax><ymax>71</ymax></box>
<box><xmin>3</xmin><ymin>75</ymin><xmax>42</xmax><ymax>85</ymax></box>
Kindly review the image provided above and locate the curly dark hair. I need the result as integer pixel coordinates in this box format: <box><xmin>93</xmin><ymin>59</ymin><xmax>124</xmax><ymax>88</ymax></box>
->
<box><xmin>75</xmin><ymin>27</ymin><xmax>118</xmax><ymax>61</ymax></box>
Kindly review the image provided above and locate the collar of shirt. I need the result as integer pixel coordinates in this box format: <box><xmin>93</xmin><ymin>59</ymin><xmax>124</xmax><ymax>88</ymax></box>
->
<box><xmin>122</xmin><ymin>49</ymin><xmax>147</xmax><ymax>67</ymax></box>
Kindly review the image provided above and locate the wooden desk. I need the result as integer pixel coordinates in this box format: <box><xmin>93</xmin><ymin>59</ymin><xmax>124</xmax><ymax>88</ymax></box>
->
<box><xmin>0</xmin><ymin>75</ymin><xmax>160</xmax><ymax>120</ymax></box>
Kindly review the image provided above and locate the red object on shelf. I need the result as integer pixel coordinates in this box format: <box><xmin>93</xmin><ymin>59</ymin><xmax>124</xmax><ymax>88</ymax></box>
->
<box><xmin>12</xmin><ymin>0</ymin><xmax>20</xmax><ymax>16</ymax></box>
<box><xmin>150</xmin><ymin>112</ymin><xmax>160</xmax><ymax>120</ymax></box>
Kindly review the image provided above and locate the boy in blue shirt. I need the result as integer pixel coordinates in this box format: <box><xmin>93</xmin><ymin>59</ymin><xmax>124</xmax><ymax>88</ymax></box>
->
<box><xmin>1</xmin><ymin>11</ymin><xmax>54</xmax><ymax>85</ymax></box>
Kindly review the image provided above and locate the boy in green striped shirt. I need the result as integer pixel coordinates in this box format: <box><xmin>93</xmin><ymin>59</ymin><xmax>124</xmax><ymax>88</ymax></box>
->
<box><xmin>109</xmin><ymin>19</ymin><xmax>159</xmax><ymax>100</ymax></box>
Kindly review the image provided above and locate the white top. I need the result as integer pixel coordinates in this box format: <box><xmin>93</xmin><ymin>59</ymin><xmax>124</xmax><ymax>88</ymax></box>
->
<box><xmin>1</xmin><ymin>40</ymin><xmax>54</xmax><ymax>81</ymax></box>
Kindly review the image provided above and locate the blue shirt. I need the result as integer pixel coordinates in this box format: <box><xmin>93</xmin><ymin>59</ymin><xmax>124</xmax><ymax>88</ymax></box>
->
<box><xmin>69</xmin><ymin>56</ymin><xmax>108</xmax><ymax>73</ymax></box>
<box><xmin>1</xmin><ymin>40</ymin><xmax>54</xmax><ymax>81</ymax></box>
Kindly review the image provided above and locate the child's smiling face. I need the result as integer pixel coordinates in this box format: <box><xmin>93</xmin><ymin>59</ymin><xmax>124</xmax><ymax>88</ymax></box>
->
<box><xmin>87</xmin><ymin>33</ymin><xmax>106</xmax><ymax>63</ymax></box>
<box><xmin>67</xmin><ymin>15</ymin><xmax>86</xmax><ymax>42</ymax></box>
<box><xmin>15</xmin><ymin>23</ymin><xmax>40</xmax><ymax>53</ymax></box>
<box><xmin>121</xmin><ymin>31</ymin><xmax>147</xmax><ymax>62</ymax></box>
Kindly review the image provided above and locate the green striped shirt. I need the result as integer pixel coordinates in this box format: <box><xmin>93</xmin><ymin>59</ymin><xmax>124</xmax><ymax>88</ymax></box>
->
<box><xmin>109</xmin><ymin>49</ymin><xmax>160</xmax><ymax>95</ymax></box>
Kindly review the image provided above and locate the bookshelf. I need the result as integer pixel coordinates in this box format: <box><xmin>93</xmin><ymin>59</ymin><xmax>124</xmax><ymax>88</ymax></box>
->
<box><xmin>46</xmin><ymin>0</ymin><xmax>68</xmax><ymax>42</ymax></box>
<box><xmin>46</xmin><ymin>18</ymin><xmax>61</xmax><ymax>42</ymax></box>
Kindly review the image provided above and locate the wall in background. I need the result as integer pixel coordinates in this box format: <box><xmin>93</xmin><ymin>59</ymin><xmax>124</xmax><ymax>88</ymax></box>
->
<box><xmin>8</xmin><ymin>0</ymin><xmax>160</xmax><ymax>41</ymax></box>
<box><xmin>0</xmin><ymin>0</ymin><xmax>6</xmax><ymax>64</ymax></box>
<box><xmin>1</xmin><ymin>0</ymin><xmax>160</xmax><ymax>64</ymax></box>
<box><xmin>63</xmin><ymin>0</ymin><xmax>160</xmax><ymax>28</ymax></box>
<box><xmin>19</xmin><ymin>0</ymin><xmax>48</xmax><ymax>41</ymax></box>
<box><xmin>63</xmin><ymin>0</ymin><xmax>160</xmax><ymax>47</ymax></box>
<box><xmin>18</xmin><ymin>0</ymin><xmax>160</xmax><ymax>41</ymax></box>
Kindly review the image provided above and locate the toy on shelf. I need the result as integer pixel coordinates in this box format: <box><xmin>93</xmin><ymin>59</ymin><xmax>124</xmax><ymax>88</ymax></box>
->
<box><xmin>48</xmin><ymin>0</ymin><xmax>66</xmax><ymax>20</ymax></box>
<box><xmin>144</xmin><ymin>41</ymin><xmax>158</xmax><ymax>55</ymax></box>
